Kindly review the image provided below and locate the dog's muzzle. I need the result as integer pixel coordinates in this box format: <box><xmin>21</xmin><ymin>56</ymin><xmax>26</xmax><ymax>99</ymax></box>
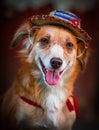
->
<box><xmin>39</xmin><ymin>57</ymin><xmax>64</xmax><ymax>86</ymax></box>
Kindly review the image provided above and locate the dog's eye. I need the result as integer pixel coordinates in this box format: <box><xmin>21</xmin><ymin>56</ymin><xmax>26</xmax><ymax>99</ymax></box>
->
<box><xmin>66</xmin><ymin>42</ymin><xmax>74</xmax><ymax>48</ymax></box>
<box><xmin>40</xmin><ymin>37</ymin><xmax>49</xmax><ymax>44</ymax></box>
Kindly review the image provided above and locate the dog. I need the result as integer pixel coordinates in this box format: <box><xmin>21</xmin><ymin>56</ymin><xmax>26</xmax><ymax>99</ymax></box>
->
<box><xmin>0</xmin><ymin>10</ymin><xmax>91</xmax><ymax>130</ymax></box>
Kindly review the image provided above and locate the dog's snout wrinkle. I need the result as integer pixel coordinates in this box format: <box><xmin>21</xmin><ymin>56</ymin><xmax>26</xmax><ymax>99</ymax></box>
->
<box><xmin>50</xmin><ymin>57</ymin><xmax>63</xmax><ymax>69</ymax></box>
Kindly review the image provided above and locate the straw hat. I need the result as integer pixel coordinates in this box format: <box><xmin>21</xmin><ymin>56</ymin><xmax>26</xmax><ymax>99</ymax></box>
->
<box><xmin>28</xmin><ymin>10</ymin><xmax>91</xmax><ymax>44</ymax></box>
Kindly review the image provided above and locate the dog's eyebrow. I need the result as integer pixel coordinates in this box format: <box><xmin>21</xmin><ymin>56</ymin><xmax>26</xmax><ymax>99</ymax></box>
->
<box><xmin>40</xmin><ymin>34</ymin><xmax>51</xmax><ymax>40</ymax></box>
<box><xmin>44</xmin><ymin>34</ymin><xmax>51</xmax><ymax>38</ymax></box>
<box><xmin>65</xmin><ymin>36</ymin><xmax>72</xmax><ymax>42</ymax></box>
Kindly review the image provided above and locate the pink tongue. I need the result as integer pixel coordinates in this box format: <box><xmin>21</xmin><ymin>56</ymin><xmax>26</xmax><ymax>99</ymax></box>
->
<box><xmin>45</xmin><ymin>70</ymin><xmax>60</xmax><ymax>85</ymax></box>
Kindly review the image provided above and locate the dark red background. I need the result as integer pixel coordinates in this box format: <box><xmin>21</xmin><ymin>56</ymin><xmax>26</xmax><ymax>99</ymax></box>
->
<box><xmin>0</xmin><ymin>0</ymin><xmax>99</xmax><ymax>127</ymax></box>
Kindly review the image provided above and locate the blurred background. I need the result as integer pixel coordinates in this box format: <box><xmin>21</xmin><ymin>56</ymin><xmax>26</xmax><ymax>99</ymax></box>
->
<box><xmin>0</xmin><ymin>0</ymin><xmax>99</xmax><ymax>129</ymax></box>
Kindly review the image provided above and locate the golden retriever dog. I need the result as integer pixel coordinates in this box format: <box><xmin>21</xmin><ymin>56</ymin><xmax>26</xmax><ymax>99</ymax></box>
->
<box><xmin>0</xmin><ymin>10</ymin><xmax>91</xmax><ymax>130</ymax></box>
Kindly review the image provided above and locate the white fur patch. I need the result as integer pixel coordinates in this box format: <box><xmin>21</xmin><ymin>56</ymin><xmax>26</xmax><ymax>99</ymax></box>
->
<box><xmin>50</xmin><ymin>44</ymin><xmax>64</xmax><ymax>59</ymax></box>
<box><xmin>44</xmin><ymin>88</ymin><xmax>67</xmax><ymax>127</ymax></box>
<box><xmin>45</xmin><ymin>90</ymin><xmax>66</xmax><ymax>111</ymax></box>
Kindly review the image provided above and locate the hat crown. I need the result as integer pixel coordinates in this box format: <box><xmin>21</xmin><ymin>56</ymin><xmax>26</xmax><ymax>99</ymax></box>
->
<box><xmin>50</xmin><ymin>10</ymin><xmax>80</xmax><ymax>28</ymax></box>
<box><xmin>28</xmin><ymin>10</ymin><xmax>91</xmax><ymax>43</ymax></box>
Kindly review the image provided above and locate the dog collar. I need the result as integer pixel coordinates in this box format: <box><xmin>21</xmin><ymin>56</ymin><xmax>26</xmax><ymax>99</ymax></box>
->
<box><xmin>66</xmin><ymin>95</ymin><xmax>80</xmax><ymax>119</ymax></box>
<box><xmin>20</xmin><ymin>95</ymin><xmax>80</xmax><ymax>119</ymax></box>
<box><xmin>20</xmin><ymin>96</ymin><xmax>44</xmax><ymax>110</ymax></box>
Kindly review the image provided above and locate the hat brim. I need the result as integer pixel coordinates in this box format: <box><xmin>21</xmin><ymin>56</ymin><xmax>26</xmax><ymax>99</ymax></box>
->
<box><xmin>28</xmin><ymin>15</ymin><xmax>91</xmax><ymax>44</ymax></box>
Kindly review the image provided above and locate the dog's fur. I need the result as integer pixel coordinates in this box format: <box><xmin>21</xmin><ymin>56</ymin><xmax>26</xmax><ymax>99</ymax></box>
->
<box><xmin>0</xmin><ymin>21</ymin><xmax>89</xmax><ymax>130</ymax></box>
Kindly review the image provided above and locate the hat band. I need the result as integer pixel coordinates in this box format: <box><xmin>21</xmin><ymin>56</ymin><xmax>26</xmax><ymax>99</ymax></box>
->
<box><xmin>52</xmin><ymin>10</ymin><xmax>80</xmax><ymax>28</ymax></box>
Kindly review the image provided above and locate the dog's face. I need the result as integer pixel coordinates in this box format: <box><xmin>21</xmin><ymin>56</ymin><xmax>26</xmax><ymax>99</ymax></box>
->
<box><xmin>27</xmin><ymin>25</ymin><xmax>77</xmax><ymax>86</ymax></box>
<box><xmin>12</xmin><ymin>24</ymin><xmax>88</xmax><ymax>87</ymax></box>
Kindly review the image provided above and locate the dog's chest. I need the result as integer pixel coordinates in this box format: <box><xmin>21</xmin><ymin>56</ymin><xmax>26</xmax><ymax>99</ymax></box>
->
<box><xmin>17</xmin><ymin>90</ymin><xmax>76</xmax><ymax>129</ymax></box>
<box><xmin>46</xmin><ymin>105</ymin><xmax>66</xmax><ymax>128</ymax></box>
<box><xmin>43</xmin><ymin>91</ymin><xmax>69</xmax><ymax>127</ymax></box>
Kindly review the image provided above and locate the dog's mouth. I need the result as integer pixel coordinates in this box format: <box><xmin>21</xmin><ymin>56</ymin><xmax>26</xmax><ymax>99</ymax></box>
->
<box><xmin>39</xmin><ymin>58</ymin><xmax>63</xmax><ymax>86</ymax></box>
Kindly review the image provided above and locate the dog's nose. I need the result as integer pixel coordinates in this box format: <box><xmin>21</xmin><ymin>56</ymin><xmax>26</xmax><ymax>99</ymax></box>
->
<box><xmin>50</xmin><ymin>57</ymin><xmax>63</xmax><ymax>69</ymax></box>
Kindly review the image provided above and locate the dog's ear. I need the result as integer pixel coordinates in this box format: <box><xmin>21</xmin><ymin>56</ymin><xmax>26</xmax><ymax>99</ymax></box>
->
<box><xmin>76</xmin><ymin>40</ymin><xmax>89</xmax><ymax>70</ymax></box>
<box><xmin>11</xmin><ymin>22</ymin><xmax>40</xmax><ymax>49</ymax></box>
<box><xmin>11</xmin><ymin>22</ymin><xmax>31</xmax><ymax>48</ymax></box>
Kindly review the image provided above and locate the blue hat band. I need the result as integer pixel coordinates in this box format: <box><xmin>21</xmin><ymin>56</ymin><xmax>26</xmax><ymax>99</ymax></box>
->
<box><xmin>52</xmin><ymin>10</ymin><xmax>80</xmax><ymax>28</ymax></box>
